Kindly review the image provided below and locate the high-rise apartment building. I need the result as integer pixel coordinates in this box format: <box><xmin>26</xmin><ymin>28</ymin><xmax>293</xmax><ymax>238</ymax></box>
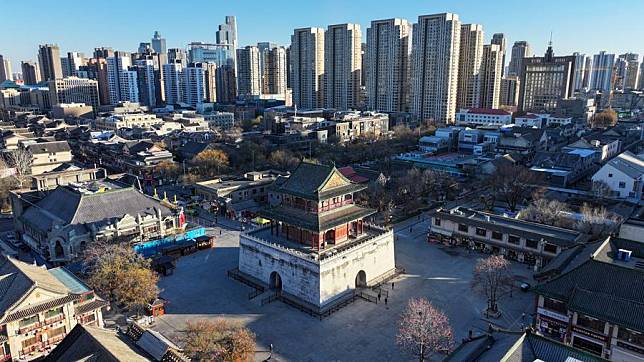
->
<box><xmin>590</xmin><ymin>51</ymin><xmax>615</xmax><ymax>93</ymax></box>
<box><xmin>163</xmin><ymin>60</ymin><xmax>183</xmax><ymax>105</ymax></box>
<box><xmin>0</xmin><ymin>55</ymin><xmax>11</xmax><ymax>82</ymax></box>
<box><xmin>80</xmin><ymin>58</ymin><xmax>110</xmax><ymax>105</ymax></box>
<box><xmin>456</xmin><ymin>24</ymin><xmax>484</xmax><ymax>110</ymax></box>
<box><xmin>291</xmin><ymin>27</ymin><xmax>325</xmax><ymax>110</ymax></box>
<box><xmin>183</xmin><ymin>63</ymin><xmax>206</xmax><ymax>107</ymax></box>
<box><xmin>21</xmin><ymin>61</ymin><xmax>41</xmax><ymax>85</ymax></box>
<box><xmin>151</xmin><ymin>31</ymin><xmax>167</xmax><ymax>55</ymax></box>
<box><xmin>38</xmin><ymin>44</ymin><xmax>63</xmax><ymax>81</ymax></box>
<box><xmin>257</xmin><ymin>42</ymin><xmax>277</xmax><ymax>86</ymax></box>
<box><xmin>518</xmin><ymin>45</ymin><xmax>575</xmax><ymax>112</ymax></box>
<box><xmin>411</xmin><ymin>13</ymin><xmax>461</xmax><ymax>123</ymax></box>
<box><xmin>106</xmin><ymin>52</ymin><xmax>138</xmax><ymax>104</ymax></box>
<box><xmin>49</xmin><ymin>77</ymin><xmax>100</xmax><ymax>112</ymax></box>
<box><xmin>324</xmin><ymin>23</ymin><xmax>362</xmax><ymax>110</ymax></box>
<box><xmin>617</xmin><ymin>53</ymin><xmax>639</xmax><ymax>90</ymax></box>
<box><xmin>572</xmin><ymin>53</ymin><xmax>587</xmax><ymax>93</ymax></box>
<box><xmin>134</xmin><ymin>57</ymin><xmax>157</xmax><ymax>107</ymax></box>
<box><xmin>262</xmin><ymin>46</ymin><xmax>287</xmax><ymax>95</ymax></box>
<box><xmin>639</xmin><ymin>62</ymin><xmax>644</xmax><ymax>90</ymax></box>
<box><xmin>64</xmin><ymin>52</ymin><xmax>86</xmax><ymax>77</ymax></box>
<box><xmin>491</xmin><ymin>33</ymin><xmax>506</xmax><ymax>76</ymax></box>
<box><xmin>500</xmin><ymin>76</ymin><xmax>520</xmax><ymax>108</ymax></box>
<box><xmin>508</xmin><ymin>41</ymin><xmax>531</xmax><ymax>77</ymax></box>
<box><xmin>479</xmin><ymin>44</ymin><xmax>504</xmax><ymax>109</ymax></box>
<box><xmin>583</xmin><ymin>57</ymin><xmax>592</xmax><ymax>89</ymax></box>
<box><xmin>215</xmin><ymin>64</ymin><xmax>236</xmax><ymax>103</ymax></box>
<box><xmin>236</xmin><ymin>46</ymin><xmax>262</xmax><ymax>96</ymax></box>
<box><xmin>365</xmin><ymin>18</ymin><xmax>412</xmax><ymax>113</ymax></box>
<box><xmin>204</xmin><ymin>62</ymin><xmax>217</xmax><ymax>102</ymax></box>
<box><xmin>93</xmin><ymin>47</ymin><xmax>114</xmax><ymax>59</ymax></box>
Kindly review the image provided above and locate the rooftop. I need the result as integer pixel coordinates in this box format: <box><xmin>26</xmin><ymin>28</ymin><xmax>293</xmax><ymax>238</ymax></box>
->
<box><xmin>273</xmin><ymin>162</ymin><xmax>366</xmax><ymax>201</ymax></box>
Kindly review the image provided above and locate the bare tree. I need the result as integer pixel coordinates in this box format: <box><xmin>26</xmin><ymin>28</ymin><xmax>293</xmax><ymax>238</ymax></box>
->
<box><xmin>591</xmin><ymin>109</ymin><xmax>618</xmax><ymax>128</ymax></box>
<box><xmin>7</xmin><ymin>148</ymin><xmax>32</xmax><ymax>187</ymax></box>
<box><xmin>183</xmin><ymin>319</ymin><xmax>256</xmax><ymax>362</ymax></box>
<box><xmin>575</xmin><ymin>203</ymin><xmax>619</xmax><ymax>239</ymax></box>
<box><xmin>268</xmin><ymin>150</ymin><xmax>300</xmax><ymax>171</ymax></box>
<box><xmin>471</xmin><ymin>256</ymin><xmax>514</xmax><ymax>315</ymax></box>
<box><xmin>486</xmin><ymin>163</ymin><xmax>537</xmax><ymax>211</ymax></box>
<box><xmin>397</xmin><ymin>298</ymin><xmax>455</xmax><ymax>362</ymax></box>
<box><xmin>154</xmin><ymin>160</ymin><xmax>181</xmax><ymax>183</ymax></box>
<box><xmin>519</xmin><ymin>199</ymin><xmax>570</xmax><ymax>227</ymax></box>
<box><xmin>193</xmin><ymin>149</ymin><xmax>229</xmax><ymax>176</ymax></box>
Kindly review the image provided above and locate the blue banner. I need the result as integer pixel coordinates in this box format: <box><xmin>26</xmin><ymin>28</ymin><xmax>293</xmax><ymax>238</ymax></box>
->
<box><xmin>133</xmin><ymin>228</ymin><xmax>206</xmax><ymax>257</ymax></box>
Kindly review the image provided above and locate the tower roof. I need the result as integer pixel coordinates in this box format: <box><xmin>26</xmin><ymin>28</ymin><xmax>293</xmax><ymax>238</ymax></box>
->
<box><xmin>274</xmin><ymin>162</ymin><xmax>366</xmax><ymax>201</ymax></box>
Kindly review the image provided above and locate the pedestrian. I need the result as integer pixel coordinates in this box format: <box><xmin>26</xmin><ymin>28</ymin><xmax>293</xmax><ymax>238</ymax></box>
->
<box><xmin>219</xmin><ymin>229</ymin><xmax>222</xmax><ymax>236</ymax></box>
<box><xmin>391</xmin><ymin>282</ymin><xmax>394</xmax><ymax>290</ymax></box>
<box><xmin>378</xmin><ymin>292</ymin><xmax>381</xmax><ymax>301</ymax></box>
<box><xmin>385</xmin><ymin>297</ymin><xmax>388</xmax><ymax>305</ymax></box>
<box><xmin>521</xmin><ymin>312</ymin><xmax>526</xmax><ymax>321</ymax></box>
<box><xmin>409</xmin><ymin>227</ymin><xmax>412</xmax><ymax>233</ymax></box>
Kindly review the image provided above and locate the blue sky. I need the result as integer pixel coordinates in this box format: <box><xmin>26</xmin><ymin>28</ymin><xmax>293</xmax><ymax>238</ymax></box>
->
<box><xmin>2</xmin><ymin>0</ymin><xmax>644</xmax><ymax>69</ymax></box>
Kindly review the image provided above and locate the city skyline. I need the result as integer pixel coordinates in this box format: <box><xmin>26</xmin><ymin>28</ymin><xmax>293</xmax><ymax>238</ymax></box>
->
<box><xmin>2</xmin><ymin>0</ymin><xmax>644</xmax><ymax>68</ymax></box>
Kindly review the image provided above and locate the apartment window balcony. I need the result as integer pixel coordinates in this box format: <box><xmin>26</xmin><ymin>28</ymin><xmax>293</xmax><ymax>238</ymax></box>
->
<box><xmin>44</xmin><ymin>314</ymin><xmax>65</xmax><ymax>325</ymax></box>
<box><xmin>18</xmin><ymin>322</ymin><xmax>42</xmax><ymax>334</ymax></box>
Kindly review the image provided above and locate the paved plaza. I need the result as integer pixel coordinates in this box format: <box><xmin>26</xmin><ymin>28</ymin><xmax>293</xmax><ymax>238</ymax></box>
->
<box><xmin>151</xmin><ymin>216</ymin><xmax>536</xmax><ymax>361</ymax></box>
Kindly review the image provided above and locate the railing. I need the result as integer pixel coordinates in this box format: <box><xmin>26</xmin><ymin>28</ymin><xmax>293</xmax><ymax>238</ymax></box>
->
<box><xmin>43</xmin><ymin>334</ymin><xmax>66</xmax><ymax>346</ymax></box>
<box><xmin>20</xmin><ymin>342</ymin><xmax>43</xmax><ymax>356</ymax></box>
<box><xmin>260</xmin><ymin>293</ymin><xmax>280</xmax><ymax>306</ymax></box>
<box><xmin>18</xmin><ymin>322</ymin><xmax>42</xmax><ymax>334</ymax></box>
<box><xmin>44</xmin><ymin>314</ymin><xmax>65</xmax><ymax>325</ymax></box>
<box><xmin>227</xmin><ymin>268</ymin><xmax>265</xmax><ymax>294</ymax></box>
<box><xmin>248</xmin><ymin>289</ymin><xmax>263</xmax><ymax>300</ymax></box>
<box><xmin>356</xmin><ymin>290</ymin><xmax>378</xmax><ymax>304</ymax></box>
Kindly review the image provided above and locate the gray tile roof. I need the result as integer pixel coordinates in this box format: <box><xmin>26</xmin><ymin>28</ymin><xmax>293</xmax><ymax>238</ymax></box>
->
<box><xmin>605</xmin><ymin>151</ymin><xmax>644</xmax><ymax>179</ymax></box>
<box><xmin>275</xmin><ymin>162</ymin><xmax>365</xmax><ymax>200</ymax></box>
<box><xmin>27</xmin><ymin>140</ymin><xmax>71</xmax><ymax>154</ymax></box>
<box><xmin>44</xmin><ymin>324</ymin><xmax>152</xmax><ymax>362</ymax></box>
<box><xmin>0</xmin><ymin>256</ymin><xmax>71</xmax><ymax>322</ymax></box>
<box><xmin>534</xmin><ymin>256</ymin><xmax>644</xmax><ymax>333</ymax></box>
<box><xmin>21</xmin><ymin>186</ymin><xmax>174</xmax><ymax>234</ymax></box>
<box><xmin>501</xmin><ymin>331</ymin><xmax>607</xmax><ymax>362</ymax></box>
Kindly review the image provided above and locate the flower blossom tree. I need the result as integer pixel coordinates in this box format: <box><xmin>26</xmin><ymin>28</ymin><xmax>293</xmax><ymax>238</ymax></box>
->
<box><xmin>397</xmin><ymin>298</ymin><xmax>454</xmax><ymax>361</ymax></box>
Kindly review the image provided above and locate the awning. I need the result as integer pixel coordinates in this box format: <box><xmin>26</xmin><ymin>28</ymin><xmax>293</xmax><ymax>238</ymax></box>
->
<box><xmin>431</xmin><ymin>228</ymin><xmax>453</xmax><ymax>237</ymax></box>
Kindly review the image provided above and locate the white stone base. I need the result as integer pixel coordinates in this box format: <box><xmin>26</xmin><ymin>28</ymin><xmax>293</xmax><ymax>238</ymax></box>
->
<box><xmin>239</xmin><ymin>227</ymin><xmax>395</xmax><ymax>307</ymax></box>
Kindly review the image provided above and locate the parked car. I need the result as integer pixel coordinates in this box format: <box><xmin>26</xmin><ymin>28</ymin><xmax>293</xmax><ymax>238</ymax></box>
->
<box><xmin>520</xmin><ymin>282</ymin><xmax>531</xmax><ymax>292</ymax></box>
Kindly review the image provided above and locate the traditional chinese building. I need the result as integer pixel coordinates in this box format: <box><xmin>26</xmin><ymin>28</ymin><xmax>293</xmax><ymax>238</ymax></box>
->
<box><xmin>238</xmin><ymin>162</ymin><xmax>395</xmax><ymax>308</ymax></box>
<box><xmin>0</xmin><ymin>256</ymin><xmax>107</xmax><ymax>361</ymax></box>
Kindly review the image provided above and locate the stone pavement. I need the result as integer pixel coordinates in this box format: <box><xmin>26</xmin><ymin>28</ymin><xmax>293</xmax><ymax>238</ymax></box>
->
<box><xmin>150</xmin><ymin>212</ymin><xmax>536</xmax><ymax>361</ymax></box>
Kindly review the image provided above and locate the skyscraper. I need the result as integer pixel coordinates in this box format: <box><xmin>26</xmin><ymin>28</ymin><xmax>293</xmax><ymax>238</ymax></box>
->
<box><xmin>491</xmin><ymin>33</ymin><xmax>506</xmax><ymax>76</ymax></box>
<box><xmin>216</xmin><ymin>16</ymin><xmax>238</xmax><ymax>50</ymax></box>
<box><xmin>500</xmin><ymin>76</ymin><xmax>520</xmax><ymax>107</ymax></box>
<box><xmin>572</xmin><ymin>53</ymin><xmax>587</xmax><ymax>93</ymax></box>
<box><xmin>216</xmin><ymin>16</ymin><xmax>238</xmax><ymax>84</ymax></box>
<box><xmin>290</xmin><ymin>27</ymin><xmax>325</xmax><ymax>110</ymax></box>
<box><xmin>618</xmin><ymin>53</ymin><xmax>640</xmax><ymax>90</ymax></box>
<box><xmin>163</xmin><ymin>60</ymin><xmax>183</xmax><ymax>105</ymax></box>
<box><xmin>135</xmin><ymin>57</ymin><xmax>157</xmax><ymax>107</ymax></box>
<box><xmin>21</xmin><ymin>61</ymin><xmax>41</xmax><ymax>85</ymax></box>
<box><xmin>590</xmin><ymin>51</ymin><xmax>615</xmax><ymax>93</ymax></box>
<box><xmin>365</xmin><ymin>18</ymin><xmax>412</xmax><ymax>113</ymax></box>
<box><xmin>508</xmin><ymin>41</ymin><xmax>531</xmax><ymax>77</ymax></box>
<box><xmin>204</xmin><ymin>62</ymin><xmax>217</xmax><ymax>103</ymax></box>
<box><xmin>262</xmin><ymin>46</ymin><xmax>287</xmax><ymax>96</ymax></box>
<box><xmin>168</xmin><ymin>48</ymin><xmax>187</xmax><ymax>68</ymax></box>
<box><xmin>518</xmin><ymin>45</ymin><xmax>575</xmax><ymax>112</ymax></box>
<box><xmin>456</xmin><ymin>23</ymin><xmax>484</xmax><ymax>110</ymax></box>
<box><xmin>582</xmin><ymin>57</ymin><xmax>592</xmax><ymax>89</ymax></box>
<box><xmin>0</xmin><ymin>55</ymin><xmax>10</xmax><ymax>82</ymax></box>
<box><xmin>257</xmin><ymin>42</ymin><xmax>277</xmax><ymax>86</ymax></box>
<box><xmin>38</xmin><ymin>44</ymin><xmax>63</xmax><ymax>81</ymax></box>
<box><xmin>236</xmin><ymin>46</ymin><xmax>261</xmax><ymax>96</ymax></box>
<box><xmin>151</xmin><ymin>31</ymin><xmax>167</xmax><ymax>55</ymax></box>
<box><xmin>183</xmin><ymin>63</ymin><xmax>206</xmax><ymax>107</ymax></box>
<box><xmin>106</xmin><ymin>52</ymin><xmax>138</xmax><ymax>104</ymax></box>
<box><xmin>639</xmin><ymin>62</ymin><xmax>644</xmax><ymax>90</ymax></box>
<box><xmin>324</xmin><ymin>23</ymin><xmax>362</xmax><ymax>110</ymax></box>
<box><xmin>411</xmin><ymin>13</ymin><xmax>461</xmax><ymax>123</ymax></box>
<box><xmin>93</xmin><ymin>47</ymin><xmax>114</xmax><ymax>59</ymax></box>
<box><xmin>479</xmin><ymin>44</ymin><xmax>504</xmax><ymax>109</ymax></box>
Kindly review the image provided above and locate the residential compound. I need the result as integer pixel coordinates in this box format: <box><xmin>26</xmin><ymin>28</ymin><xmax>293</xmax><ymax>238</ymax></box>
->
<box><xmin>0</xmin><ymin>256</ymin><xmax>106</xmax><ymax>361</ymax></box>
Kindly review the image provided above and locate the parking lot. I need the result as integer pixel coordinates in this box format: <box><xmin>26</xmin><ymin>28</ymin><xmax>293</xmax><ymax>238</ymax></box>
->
<box><xmin>151</xmin><ymin>215</ymin><xmax>536</xmax><ymax>361</ymax></box>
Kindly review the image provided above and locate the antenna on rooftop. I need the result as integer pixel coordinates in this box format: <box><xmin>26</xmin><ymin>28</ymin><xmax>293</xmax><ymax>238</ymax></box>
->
<box><xmin>548</xmin><ymin>31</ymin><xmax>553</xmax><ymax>47</ymax></box>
